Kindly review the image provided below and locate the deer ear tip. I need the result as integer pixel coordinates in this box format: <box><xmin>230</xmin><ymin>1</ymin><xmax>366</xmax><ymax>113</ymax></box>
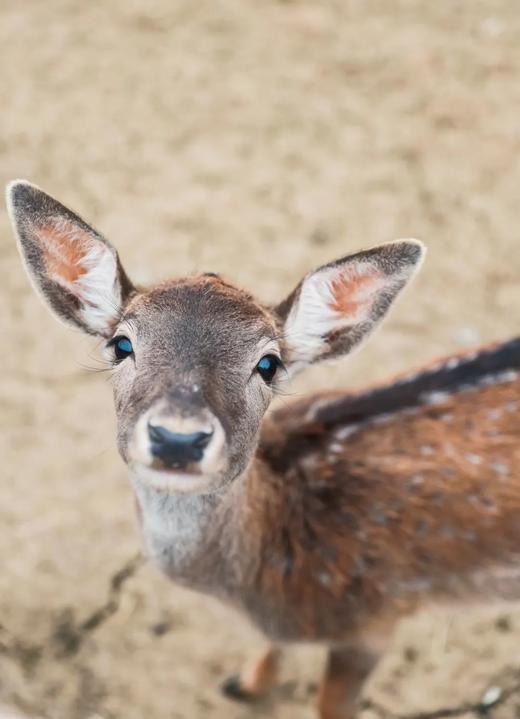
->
<box><xmin>390</xmin><ymin>238</ymin><xmax>427</xmax><ymax>266</ymax></box>
<box><xmin>6</xmin><ymin>179</ymin><xmax>39</xmax><ymax>208</ymax></box>
<box><xmin>407</xmin><ymin>237</ymin><xmax>426</xmax><ymax>252</ymax></box>
<box><xmin>392</xmin><ymin>237</ymin><xmax>425</xmax><ymax>249</ymax></box>
<box><xmin>6</xmin><ymin>178</ymin><xmax>37</xmax><ymax>193</ymax></box>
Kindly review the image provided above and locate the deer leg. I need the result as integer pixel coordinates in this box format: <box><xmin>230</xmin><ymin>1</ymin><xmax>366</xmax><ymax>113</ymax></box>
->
<box><xmin>318</xmin><ymin>645</ymin><xmax>378</xmax><ymax>719</ymax></box>
<box><xmin>221</xmin><ymin>644</ymin><xmax>281</xmax><ymax>702</ymax></box>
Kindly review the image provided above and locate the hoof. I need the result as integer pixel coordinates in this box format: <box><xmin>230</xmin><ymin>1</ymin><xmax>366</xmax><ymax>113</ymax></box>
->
<box><xmin>220</xmin><ymin>674</ymin><xmax>257</xmax><ymax>702</ymax></box>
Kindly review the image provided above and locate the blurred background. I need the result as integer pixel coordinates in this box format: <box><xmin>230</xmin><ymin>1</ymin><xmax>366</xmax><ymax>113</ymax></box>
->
<box><xmin>1</xmin><ymin>1</ymin><xmax>520</xmax><ymax>718</ymax></box>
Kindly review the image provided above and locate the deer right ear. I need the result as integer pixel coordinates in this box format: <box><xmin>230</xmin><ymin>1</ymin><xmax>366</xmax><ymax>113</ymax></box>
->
<box><xmin>6</xmin><ymin>180</ymin><xmax>134</xmax><ymax>337</ymax></box>
<box><xmin>275</xmin><ymin>240</ymin><xmax>425</xmax><ymax>374</ymax></box>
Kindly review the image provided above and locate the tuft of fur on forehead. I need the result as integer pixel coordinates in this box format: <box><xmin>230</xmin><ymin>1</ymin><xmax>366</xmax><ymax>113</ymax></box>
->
<box><xmin>122</xmin><ymin>273</ymin><xmax>278</xmax><ymax>343</ymax></box>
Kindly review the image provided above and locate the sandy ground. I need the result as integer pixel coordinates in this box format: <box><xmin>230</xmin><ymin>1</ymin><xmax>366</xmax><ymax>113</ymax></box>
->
<box><xmin>1</xmin><ymin>1</ymin><xmax>520</xmax><ymax>717</ymax></box>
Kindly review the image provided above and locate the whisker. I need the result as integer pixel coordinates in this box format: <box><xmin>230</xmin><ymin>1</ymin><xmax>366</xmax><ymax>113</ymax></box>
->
<box><xmin>78</xmin><ymin>363</ymin><xmax>113</xmax><ymax>375</ymax></box>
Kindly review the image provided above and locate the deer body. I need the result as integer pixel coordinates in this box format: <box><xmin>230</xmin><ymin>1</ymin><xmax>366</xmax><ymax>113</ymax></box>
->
<box><xmin>8</xmin><ymin>180</ymin><xmax>520</xmax><ymax>719</ymax></box>
<box><xmin>134</xmin><ymin>341</ymin><xmax>520</xmax><ymax>646</ymax></box>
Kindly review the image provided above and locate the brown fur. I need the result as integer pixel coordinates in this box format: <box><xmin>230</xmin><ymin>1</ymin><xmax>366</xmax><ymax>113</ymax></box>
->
<box><xmin>253</xmin><ymin>376</ymin><xmax>520</xmax><ymax>642</ymax></box>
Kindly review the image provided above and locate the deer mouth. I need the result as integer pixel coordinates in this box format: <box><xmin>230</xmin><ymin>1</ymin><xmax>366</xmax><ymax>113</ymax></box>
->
<box><xmin>149</xmin><ymin>457</ymin><xmax>202</xmax><ymax>474</ymax></box>
<box><xmin>129</xmin><ymin>461</ymin><xmax>224</xmax><ymax>494</ymax></box>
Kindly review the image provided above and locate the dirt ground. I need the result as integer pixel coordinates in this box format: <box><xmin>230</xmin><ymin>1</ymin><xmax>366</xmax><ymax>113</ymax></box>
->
<box><xmin>1</xmin><ymin>1</ymin><xmax>520</xmax><ymax>718</ymax></box>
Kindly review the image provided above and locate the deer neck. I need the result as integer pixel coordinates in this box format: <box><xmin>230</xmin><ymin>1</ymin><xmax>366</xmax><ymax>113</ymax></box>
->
<box><xmin>130</xmin><ymin>469</ymin><xmax>254</xmax><ymax>592</ymax></box>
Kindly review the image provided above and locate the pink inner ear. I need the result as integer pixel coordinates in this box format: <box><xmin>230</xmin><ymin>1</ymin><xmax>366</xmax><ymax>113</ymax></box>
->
<box><xmin>38</xmin><ymin>221</ymin><xmax>90</xmax><ymax>285</ymax></box>
<box><xmin>329</xmin><ymin>266</ymin><xmax>382</xmax><ymax>317</ymax></box>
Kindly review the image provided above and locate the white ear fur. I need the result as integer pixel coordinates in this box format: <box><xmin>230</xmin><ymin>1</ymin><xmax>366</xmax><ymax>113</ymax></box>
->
<box><xmin>281</xmin><ymin>240</ymin><xmax>425</xmax><ymax>371</ymax></box>
<box><xmin>284</xmin><ymin>260</ymin><xmax>381</xmax><ymax>363</ymax></box>
<box><xmin>42</xmin><ymin>216</ymin><xmax>122</xmax><ymax>334</ymax></box>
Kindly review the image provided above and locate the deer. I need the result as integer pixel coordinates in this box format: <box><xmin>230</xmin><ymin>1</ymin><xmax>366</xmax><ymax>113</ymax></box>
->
<box><xmin>6</xmin><ymin>179</ymin><xmax>520</xmax><ymax>719</ymax></box>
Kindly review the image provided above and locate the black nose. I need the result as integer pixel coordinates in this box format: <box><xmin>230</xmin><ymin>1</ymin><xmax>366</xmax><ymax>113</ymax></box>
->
<box><xmin>148</xmin><ymin>423</ymin><xmax>213</xmax><ymax>468</ymax></box>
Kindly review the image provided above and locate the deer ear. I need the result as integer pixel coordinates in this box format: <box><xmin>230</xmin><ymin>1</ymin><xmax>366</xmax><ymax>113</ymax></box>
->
<box><xmin>6</xmin><ymin>180</ymin><xmax>134</xmax><ymax>337</ymax></box>
<box><xmin>275</xmin><ymin>240</ymin><xmax>425</xmax><ymax>373</ymax></box>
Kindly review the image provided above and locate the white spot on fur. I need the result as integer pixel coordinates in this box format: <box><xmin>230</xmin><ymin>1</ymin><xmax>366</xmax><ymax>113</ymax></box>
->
<box><xmin>493</xmin><ymin>462</ymin><xmax>509</xmax><ymax>476</ymax></box>
<box><xmin>304</xmin><ymin>396</ymin><xmax>335</xmax><ymax>422</ymax></box>
<box><xmin>480</xmin><ymin>369</ymin><xmax>518</xmax><ymax>386</ymax></box>
<box><xmin>334</xmin><ymin>424</ymin><xmax>360</xmax><ymax>441</ymax></box>
<box><xmin>317</xmin><ymin>571</ymin><xmax>332</xmax><ymax>586</ymax></box>
<box><xmin>487</xmin><ymin>409</ymin><xmax>502</xmax><ymax>421</ymax></box>
<box><xmin>393</xmin><ymin>577</ymin><xmax>433</xmax><ymax>594</ymax></box>
<box><xmin>421</xmin><ymin>390</ymin><xmax>451</xmax><ymax>406</ymax></box>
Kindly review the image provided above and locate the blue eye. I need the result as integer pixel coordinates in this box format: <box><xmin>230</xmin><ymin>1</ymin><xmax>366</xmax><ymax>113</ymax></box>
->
<box><xmin>256</xmin><ymin>354</ymin><xmax>281</xmax><ymax>383</ymax></box>
<box><xmin>112</xmin><ymin>336</ymin><xmax>133</xmax><ymax>362</ymax></box>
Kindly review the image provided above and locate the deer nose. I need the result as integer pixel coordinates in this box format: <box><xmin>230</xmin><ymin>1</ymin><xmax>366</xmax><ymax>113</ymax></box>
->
<box><xmin>148</xmin><ymin>423</ymin><xmax>214</xmax><ymax>468</ymax></box>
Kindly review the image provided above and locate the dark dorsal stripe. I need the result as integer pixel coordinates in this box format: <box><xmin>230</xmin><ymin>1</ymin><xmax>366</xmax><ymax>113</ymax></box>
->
<box><xmin>316</xmin><ymin>336</ymin><xmax>520</xmax><ymax>428</ymax></box>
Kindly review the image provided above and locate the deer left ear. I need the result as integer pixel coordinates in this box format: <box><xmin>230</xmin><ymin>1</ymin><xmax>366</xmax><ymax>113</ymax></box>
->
<box><xmin>7</xmin><ymin>180</ymin><xmax>134</xmax><ymax>337</ymax></box>
<box><xmin>275</xmin><ymin>240</ymin><xmax>425</xmax><ymax>373</ymax></box>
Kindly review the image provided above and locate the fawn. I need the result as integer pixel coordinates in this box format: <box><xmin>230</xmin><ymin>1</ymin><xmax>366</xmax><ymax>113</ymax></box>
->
<box><xmin>7</xmin><ymin>180</ymin><xmax>520</xmax><ymax>719</ymax></box>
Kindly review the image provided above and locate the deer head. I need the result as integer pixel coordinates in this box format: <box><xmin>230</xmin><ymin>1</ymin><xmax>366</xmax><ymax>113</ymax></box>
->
<box><xmin>7</xmin><ymin>181</ymin><xmax>425</xmax><ymax>494</ymax></box>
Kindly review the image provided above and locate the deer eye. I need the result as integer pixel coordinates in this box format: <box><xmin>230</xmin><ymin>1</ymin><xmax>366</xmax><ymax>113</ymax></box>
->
<box><xmin>110</xmin><ymin>336</ymin><xmax>133</xmax><ymax>362</ymax></box>
<box><xmin>256</xmin><ymin>354</ymin><xmax>281</xmax><ymax>383</ymax></box>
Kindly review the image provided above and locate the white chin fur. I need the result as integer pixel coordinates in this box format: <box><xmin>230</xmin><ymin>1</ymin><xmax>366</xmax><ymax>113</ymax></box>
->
<box><xmin>129</xmin><ymin>463</ymin><xmax>222</xmax><ymax>495</ymax></box>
